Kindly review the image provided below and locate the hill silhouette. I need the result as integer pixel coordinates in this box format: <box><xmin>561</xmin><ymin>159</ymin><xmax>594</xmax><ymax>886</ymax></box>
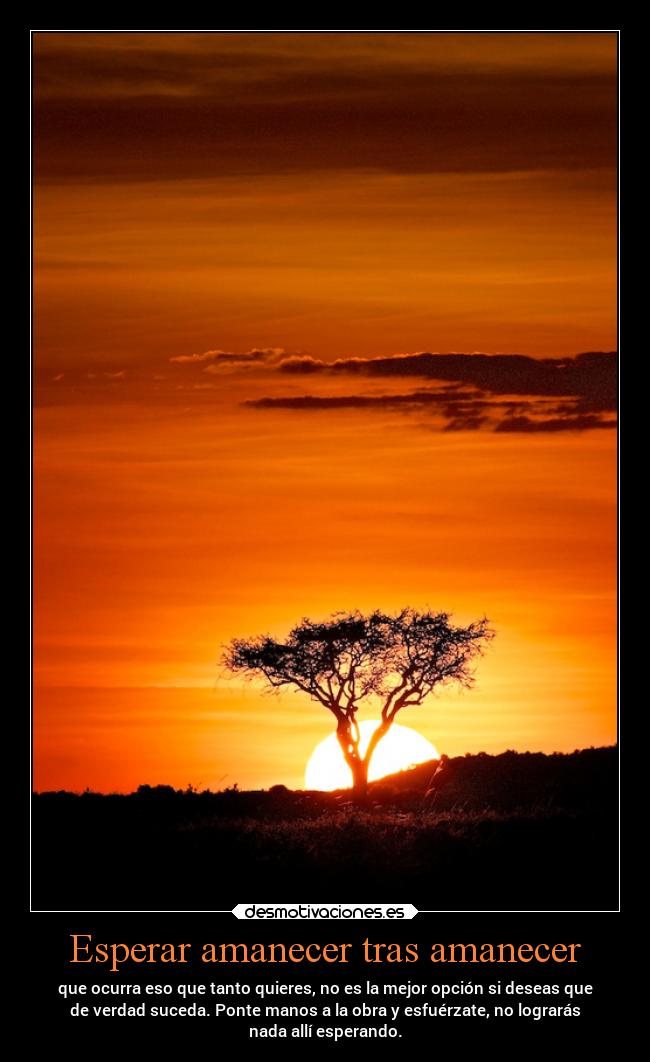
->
<box><xmin>32</xmin><ymin>747</ymin><xmax>617</xmax><ymax>911</ymax></box>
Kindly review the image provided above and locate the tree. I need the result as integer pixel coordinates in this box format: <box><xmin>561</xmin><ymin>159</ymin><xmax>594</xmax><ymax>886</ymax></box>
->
<box><xmin>223</xmin><ymin>607</ymin><xmax>493</xmax><ymax>801</ymax></box>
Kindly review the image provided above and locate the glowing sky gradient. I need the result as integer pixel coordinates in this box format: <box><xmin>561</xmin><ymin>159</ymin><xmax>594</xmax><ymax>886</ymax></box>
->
<box><xmin>33</xmin><ymin>32</ymin><xmax>617</xmax><ymax>792</ymax></box>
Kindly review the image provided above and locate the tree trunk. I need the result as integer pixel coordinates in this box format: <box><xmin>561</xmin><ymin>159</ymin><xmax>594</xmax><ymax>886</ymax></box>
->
<box><xmin>351</xmin><ymin>759</ymin><xmax>368</xmax><ymax>803</ymax></box>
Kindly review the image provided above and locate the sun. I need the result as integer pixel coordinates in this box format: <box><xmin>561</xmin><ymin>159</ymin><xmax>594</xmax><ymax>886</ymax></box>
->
<box><xmin>305</xmin><ymin>720</ymin><xmax>439</xmax><ymax>792</ymax></box>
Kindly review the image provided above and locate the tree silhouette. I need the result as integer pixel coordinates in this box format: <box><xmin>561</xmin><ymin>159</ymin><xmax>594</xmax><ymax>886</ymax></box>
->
<box><xmin>223</xmin><ymin>608</ymin><xmax>493</xmax><ymax>801</ymax></box>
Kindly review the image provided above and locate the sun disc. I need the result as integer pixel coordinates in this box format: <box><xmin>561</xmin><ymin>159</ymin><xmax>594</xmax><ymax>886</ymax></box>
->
<box><xmin>304</xmin><ymin>720</ymin><xmax>439</xmax><ymax>791</ymax></box>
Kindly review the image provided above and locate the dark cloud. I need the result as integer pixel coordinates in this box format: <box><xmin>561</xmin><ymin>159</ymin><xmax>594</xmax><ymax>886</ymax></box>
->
<box><xmin>245</xmin><ymin>390</ymin><xmax>616</xmax><ymax>432</ymax></box>
<box><xmin>439</xmin><ymin>398</ymin><xmax>536</xmax><ymax>419</ymax></box>
<box><xmin>325</xmin><ymin>351</ymin><xmax>617</xmax><ymax>411</ymax></box>
<box><xmin>277</xmin><ymin>351</ymin><xmax>616</xmax><ymax>411</ymax></box>
<box><xmin>444</xmin><ymin>415</ymin><xmax>488</xmax><ymax>432</ymax></box>
<box><xmin>245</xmin><ymin>389</ymin><xmax>480</xmax><ymax>412</ymax></box>
<box><xmin>36</xmin><ymin>345</ymin><xmax>618</xmax><ymax>432</ymax></box>
<box><xmin>34</xmin><ymin>35</ymin><xmax>616</xmax><ymax>181</ymax></box>
<box><xmin>494</xmin><ymin>414</ymin><xmax>615</xmax><ymax>433</ymax></box>
<box><xmin>246</xmin><ymin>350</ymin><xmax>617</xmax><ymax>432</ymax></box>
<box><xmin>246</xmin><ymin>393</ymin><xmax>422</xmax><ymax>411</ymax></box>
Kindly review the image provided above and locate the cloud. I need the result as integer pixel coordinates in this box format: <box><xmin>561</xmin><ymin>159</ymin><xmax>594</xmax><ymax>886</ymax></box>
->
<box><xmin>38</xmin><ymin>347</ymin><xmax>616</xmax><ymax>434</ymax></box>
<box><xmin>34</xmin><ymin>35</ymin><xmax>616</xmax><ymax>182</ymax></box>
<box><xmin>245</xmin><ymin>389</ymin><xmax>471</xmax><ymax>412</ymax></box>
<box><xmin>275</xmin><ymin>350</ymin><xmax>616</xmax><ymax>410</ymax></box>
<box><xmin>325</xmin><ymin>351</ymin><xmax>616</xmax><ymax>409</ymax></box>
<box><xmin>444</xmin><ymin>415</ymin><xmax>488</xmax><ymax>432</ymax></box>
<box><xmin>170</xmin><ymin>347</ymin><xmax>284</xmax><ymax>365</ymax></box>
<box><xmin>494</xmin><ymin>414</ymin><xmax>616</xmax><ymax>433</ymax></box>
<box><xmin>246</xmin><ymin>392</ymin><xmax>616</xmax><ymax>432</ymax></box>
<box><xmin>169</xmin><ymin>350</ymin><xmax>229</xmax><ymax>364</ymax></box>
<box><xmin>245</xmin><ymin>351</ymin><xmax>617</xmax><ymax>433</ymax></box>
<box><xmin>277</xmin><ymin>355</ymin><xmax>325</xmax><ymax>374</ymax></box>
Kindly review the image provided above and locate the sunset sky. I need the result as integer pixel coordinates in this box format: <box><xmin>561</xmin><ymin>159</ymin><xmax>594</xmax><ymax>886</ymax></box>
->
<box><xmin>33</xmin><ymin>32</ymin><xmax>617</xmax><ymax>792</ymax></box>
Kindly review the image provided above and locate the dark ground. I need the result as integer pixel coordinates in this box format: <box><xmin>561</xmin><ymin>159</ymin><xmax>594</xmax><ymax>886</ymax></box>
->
<box><xmin>32</xmin><ymin>746</ymin><xmax>617</xmax><ymax>911</ymax></box>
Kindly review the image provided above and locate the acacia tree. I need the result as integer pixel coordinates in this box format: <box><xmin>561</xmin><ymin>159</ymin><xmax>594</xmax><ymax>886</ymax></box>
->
<box><xmin>223</xmin><ymin>608</ymin><xmax>493</xmax><ymax>801</ymax></box>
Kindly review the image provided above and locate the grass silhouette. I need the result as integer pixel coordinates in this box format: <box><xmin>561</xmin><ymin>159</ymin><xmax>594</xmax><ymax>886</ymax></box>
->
<box><xmin>32</xmin><ymin>746</ymin><xmax>617</xmax><ymax>911</ymax></box>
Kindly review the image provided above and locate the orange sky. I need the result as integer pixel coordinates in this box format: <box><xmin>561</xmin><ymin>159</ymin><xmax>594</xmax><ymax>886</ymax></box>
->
<box><xmin>33</xmin><ymin>32</ymin><xmax>617</xmax><ymax>792</ymax></box>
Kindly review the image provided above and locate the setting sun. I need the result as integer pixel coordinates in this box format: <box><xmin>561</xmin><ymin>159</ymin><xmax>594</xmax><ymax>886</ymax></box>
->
<box><xmin>305</xmin><ymin>721</ymin><xmax>439</xmax><ymax>792</ymax></box>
